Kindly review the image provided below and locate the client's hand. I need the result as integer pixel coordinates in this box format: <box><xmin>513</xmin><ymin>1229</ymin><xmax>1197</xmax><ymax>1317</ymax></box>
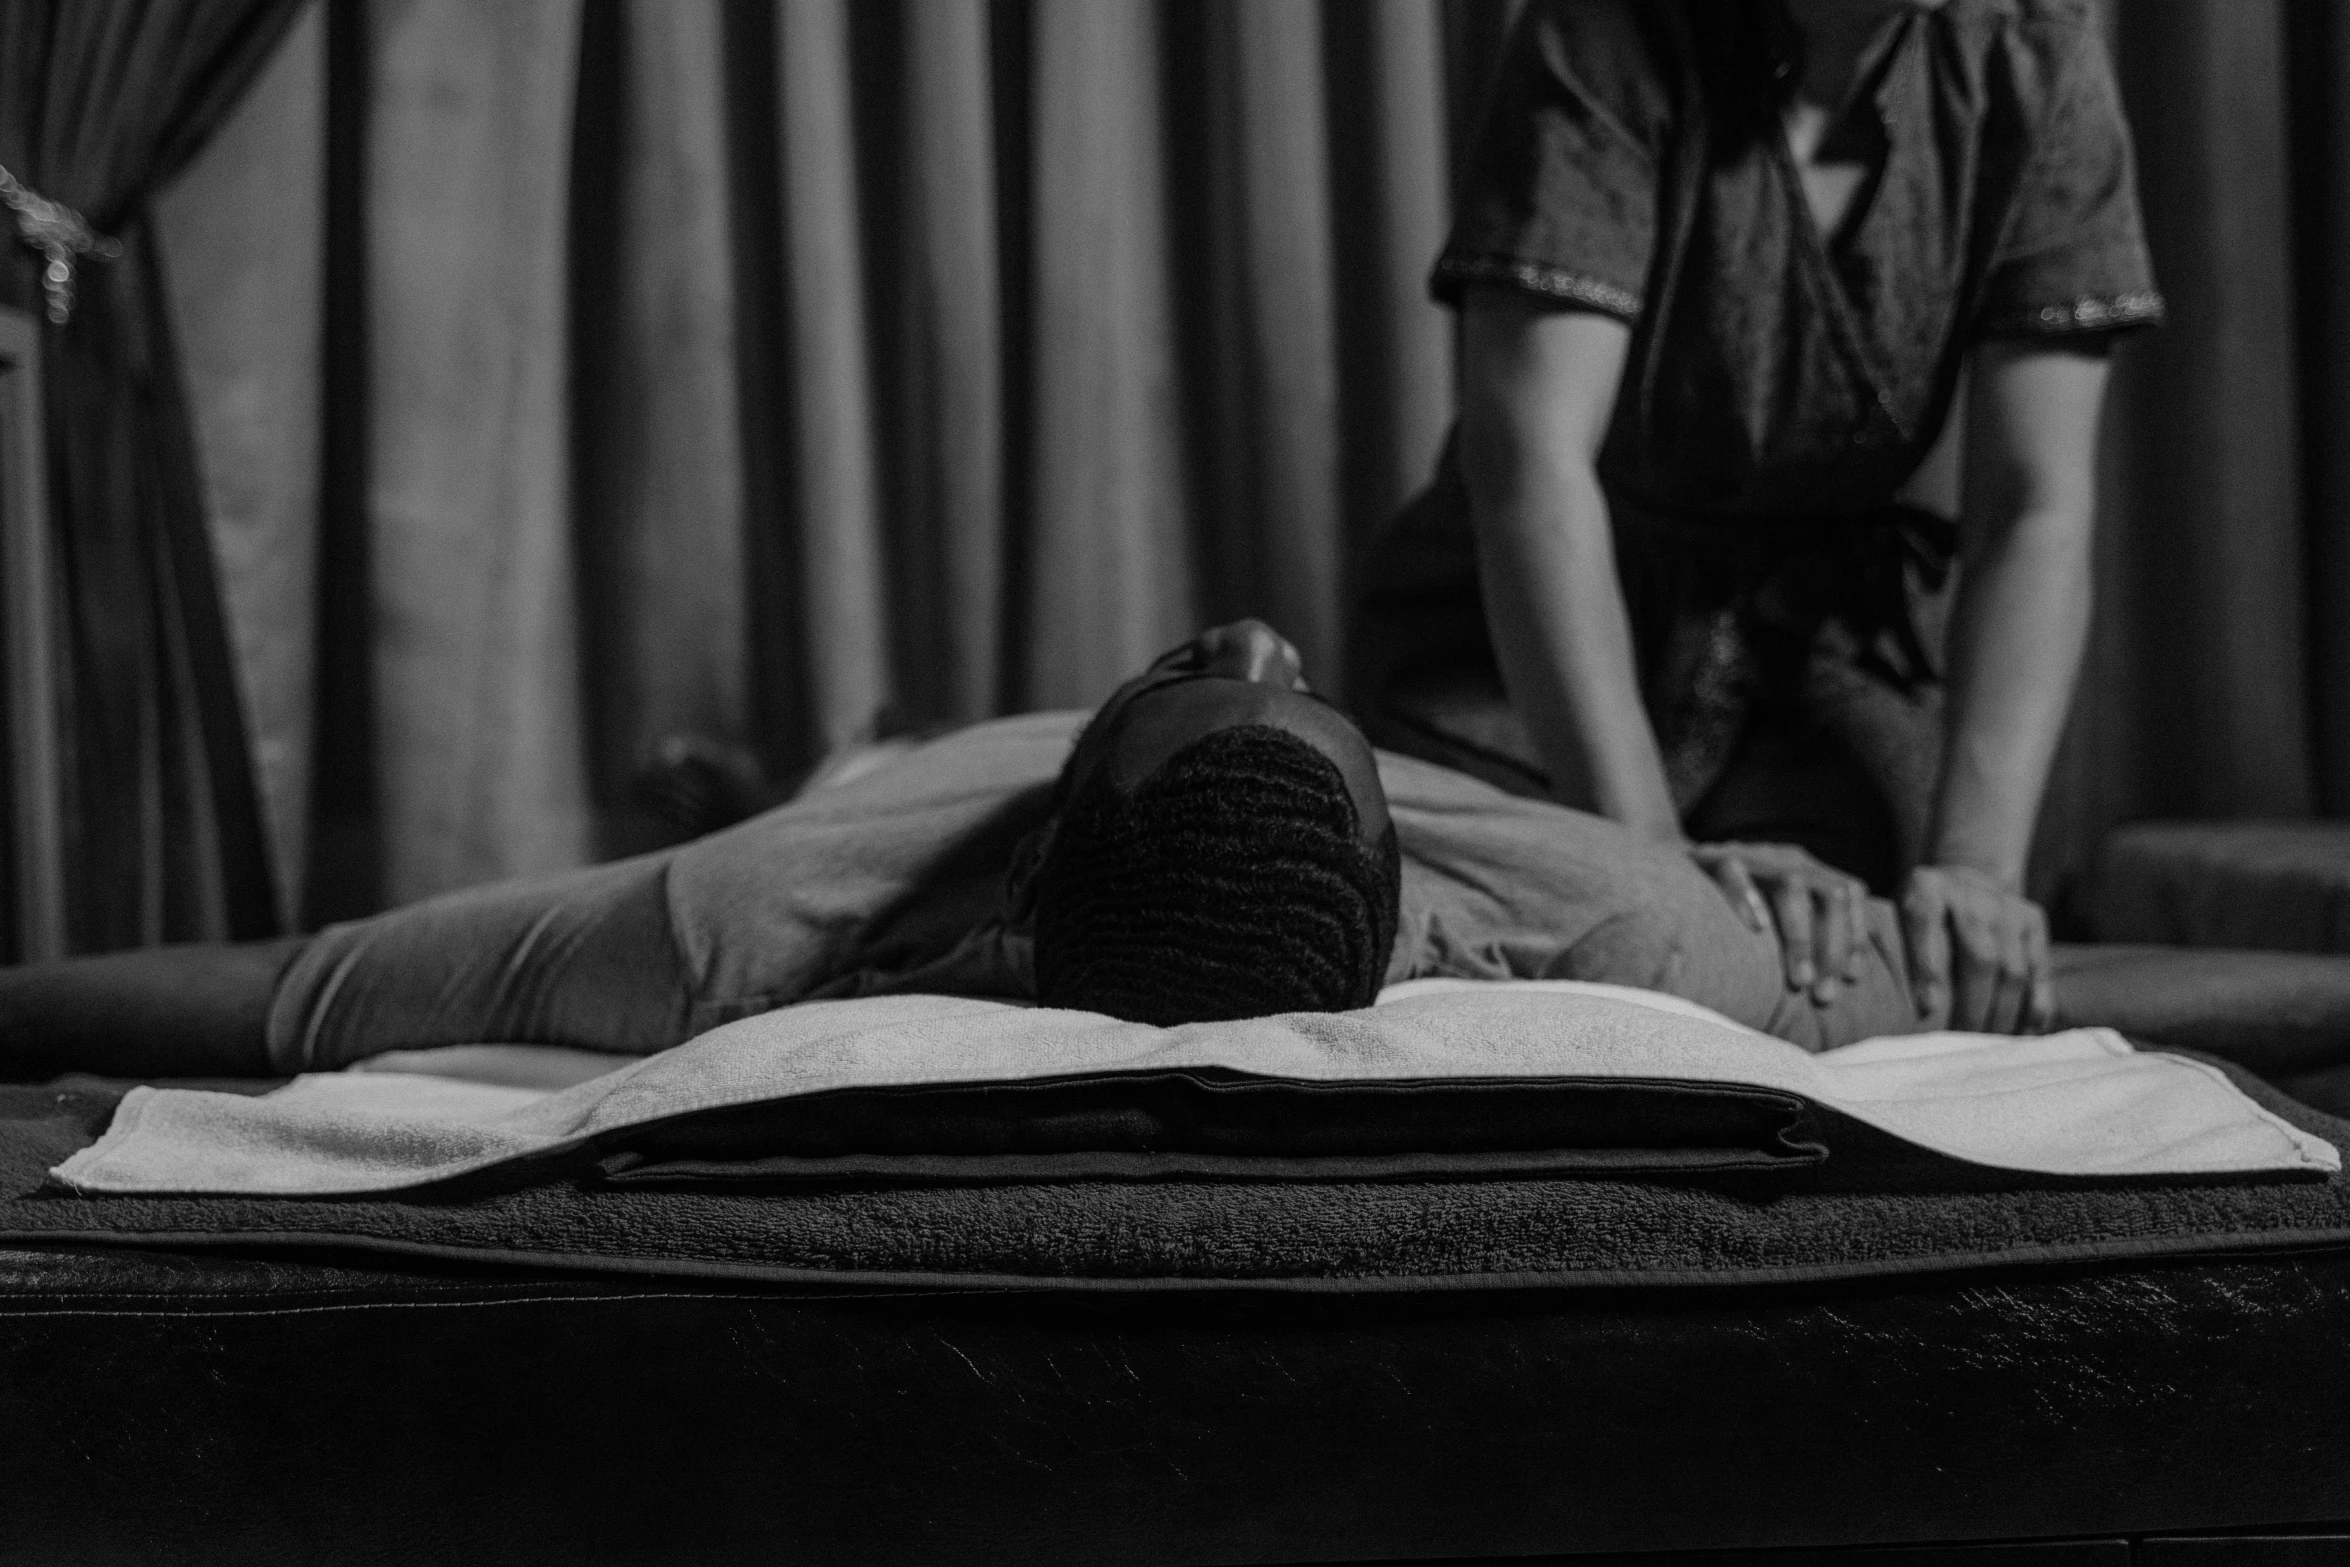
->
<box><xmin>1689</xmin><ymin>842</ymin><xmax>1870</xmax><ymax>1005</ymax></box>
<box><xmin>631</xmin><ymin>734</ymin><xmax>780</xmax><ymax>839</ymax></box>
<box><xmin>1898</xmin><ymin>865</ymin><xmax>2053</xmax><ymax>1034</ymax></box>
<box><xmin>1168</xmin><ymin>618</ymin><xmax>1309</xmax><ymax>690</ymax></box>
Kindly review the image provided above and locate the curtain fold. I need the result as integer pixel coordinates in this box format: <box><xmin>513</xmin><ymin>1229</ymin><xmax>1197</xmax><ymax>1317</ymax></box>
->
<box><xmin>891</xmin><ymin>0</ymin><xmax>1004</xmax><ymax>725</ymax></box>
<box><xmin>2034</xmin><ymin>0</ymin><xmax>2333</xmax><ymax>903</ymax></box>
<box><xmin>142</xmin><ymin>0</ymin><xmax>2350</xmax><ymax>925</ymax></box>
<box><xmin>771</xmin><ymin>0</ymin><xmax>890</xmax><ymax>755</ymax></box>
<box><xmin>0</xmin><ymin>0</ymin><xmax>306</xmax><ymax>953</ymax></box>
<box><xmin>1019</xmin><ymin>0</ymin><xmax>1193</xmax><ymax>711</ymax></box>
<box><xmin>570</xmin><ymin>0</ymin><xmax>750</xmax><ymax>858</ymax></box>
<box><xmin>1331</xmin><ymin>0</ymin><xmax>1456</xmax><ymax>585</ymax></box>
<box><xmin>2112</xmin><ymin>0</ymin><xmax>2309</xmax><ymax>815</ymax></box>
<box><xmin>2289</xmin><ymin>0</ymin><xmax>2350</xmax><ymax>818</ymax></box>
<box><xmin>155</xmin><ymin>4</ymin><xmax>325</xmax><ymax>926</ymax></box>
<box><xmin>1194</xmin><ymin>1</ymin><xmax>1342</xmax><ymax>685</ymax></box>
<box><xmin>365</xmin><ymin>0</ymin><xmax>587</xmax><ymax>904</ymax></box>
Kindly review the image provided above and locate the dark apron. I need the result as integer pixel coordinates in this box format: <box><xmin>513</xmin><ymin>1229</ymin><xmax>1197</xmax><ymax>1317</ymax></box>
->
<box><xmin>1346</xmin><ymin>453</ymin><xmax>1954</xmax><ymax>892</ymax></box>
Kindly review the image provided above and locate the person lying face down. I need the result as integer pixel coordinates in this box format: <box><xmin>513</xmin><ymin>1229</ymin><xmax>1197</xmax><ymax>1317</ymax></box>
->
<box><xmin>1012</xmin><ymin>621</ymin><xmax>1402</xmax><ymax>1026</ymax></box>
<box><xmin>0</xmin><ymin>620</ymin><xmax>1409</xmax><ymax>1079</ymax></box>
<box><xmin>6</xmin><ymin>617</ymin><xmax>2346</xmax><ymax>1086</ymax></box>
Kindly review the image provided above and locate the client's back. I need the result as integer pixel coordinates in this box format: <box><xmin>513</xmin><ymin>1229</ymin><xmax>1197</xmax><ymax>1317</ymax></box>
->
<box><xmin>1030</xmin><ymin>722</ymin><xmax>1402</xmax><ymax>1026</ymax></box>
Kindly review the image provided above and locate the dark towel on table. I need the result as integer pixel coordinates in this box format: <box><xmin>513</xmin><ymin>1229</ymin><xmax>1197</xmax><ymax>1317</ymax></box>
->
<box><xmin>6</xmin><ymin>1065</ymin><xmax>2350</xmax><ymax>1293</ymax></box>
<box><xmin>590</xmin><ymin>1070</ymin><xmax>1833</xmax><ymax>1186</ymax></box>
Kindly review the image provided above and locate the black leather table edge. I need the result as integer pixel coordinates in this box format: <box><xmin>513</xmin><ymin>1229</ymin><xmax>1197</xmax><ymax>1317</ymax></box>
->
<box><xmin>1324</xmin><ymin>1534</ymin><xmax>2350</xmax><ymax>1565</ymax></box>
<box><xmin>5</xmin><ymin>1222</ymin><xmax>2350</xmax><ymax>1295</ymax></box>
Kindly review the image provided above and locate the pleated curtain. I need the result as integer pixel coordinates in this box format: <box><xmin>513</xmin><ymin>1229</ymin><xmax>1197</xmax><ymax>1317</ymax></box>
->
<box><xmin>141</xmin><ymin>0</ymin><xmax>2350</xmax><ymax>932</ymax></box>
<box><xmin>161</xmin><ymin>0</ymin><xmax>1471</xmax><ymax>920</ymax></box>
<box><xmin>2030</xmin><ymin>0</ymin><xmax>2350</xmax><ymax>891</ymax></box>
<box><xmin>0</xmin><ymin>0</ymin><xmax>308</xmax><ymax>954</ymax></box>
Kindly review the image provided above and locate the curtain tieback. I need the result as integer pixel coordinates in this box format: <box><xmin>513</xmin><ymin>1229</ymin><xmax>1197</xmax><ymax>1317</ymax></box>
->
<box><xmin>0</xmin><ymin>163</ymin><xmax>123</xmax><ymax>325</ymax></box>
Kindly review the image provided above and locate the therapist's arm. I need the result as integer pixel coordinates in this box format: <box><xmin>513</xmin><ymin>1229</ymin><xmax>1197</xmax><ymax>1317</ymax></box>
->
<box><xmin>1907</xmin><ymin>341</ymin><xmax>2109</xmax><ymax>1033</ymax></box>
<box><xmin>1458</xmin><ymin>288</ymin><xmax>1875</xmax><ymax>1004</ymax></box>
<box><xmin>1456</xmin><ymin>288</ymin><xmax>1680</xmax><ymax>840</ymax></box>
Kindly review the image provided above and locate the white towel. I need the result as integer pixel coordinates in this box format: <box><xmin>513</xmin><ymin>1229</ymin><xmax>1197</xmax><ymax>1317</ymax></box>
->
<box><xmin>51</xmin><ymin>981</ymin><xmax>2338</xmax><ymax>1195</ymax></box>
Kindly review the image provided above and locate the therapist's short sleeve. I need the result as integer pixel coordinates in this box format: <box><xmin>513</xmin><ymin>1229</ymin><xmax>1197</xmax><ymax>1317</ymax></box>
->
<box><xmin>1973</xmin><ymin>11</ymin><xmax>2165</xmax><ymax>340</ymax></box>
<box><xmin>1430</xmin><ymin>0</ymin><xmax>1670</xmax><ymax>323</ymax></box>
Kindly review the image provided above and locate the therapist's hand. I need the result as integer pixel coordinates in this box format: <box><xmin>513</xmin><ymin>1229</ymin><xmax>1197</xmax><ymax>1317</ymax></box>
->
<box><xmin>1689</xmin><ymin>842</ymin><xmax>1871</xmax><ymax>1006</ymax></box>
<box><xmin>1898</xmin><ymin>864</ymin><xmax>2053</xmax><ymax>1034</ymax></box>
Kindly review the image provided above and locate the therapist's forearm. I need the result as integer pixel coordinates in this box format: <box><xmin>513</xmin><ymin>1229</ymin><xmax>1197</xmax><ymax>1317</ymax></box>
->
<box><xmin>1465</xmin><ymin>453</ymin><xmax>1683</xmax><ymax>840</ymax></box>
<box><xmin>1927</xmin><ymin>504</ymin><xmax>2092</xmax><ymax>888</ymax></box>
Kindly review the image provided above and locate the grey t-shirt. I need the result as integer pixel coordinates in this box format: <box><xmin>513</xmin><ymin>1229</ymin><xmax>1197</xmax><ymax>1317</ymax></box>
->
<box><xmin>1430</xmin><ymin>0</ymin><xmax>2162</xmax><ymax>520</ymax></box>
<box><xmin>268</xmin><ymin>713</ymin><xmax>1935</xmax><ymax>1072</ymax></box>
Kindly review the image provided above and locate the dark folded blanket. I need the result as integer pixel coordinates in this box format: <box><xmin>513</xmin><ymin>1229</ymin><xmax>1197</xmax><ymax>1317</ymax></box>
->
<box><xmin>6</xmin><ymin>1066</ymin><xmax>2350</xmax><ymax>1293</ymax></box>
<box><xmin>592</xmin><ymin>1070</ymin><xmax>1836</xmax><ymax>1185</ymax></box>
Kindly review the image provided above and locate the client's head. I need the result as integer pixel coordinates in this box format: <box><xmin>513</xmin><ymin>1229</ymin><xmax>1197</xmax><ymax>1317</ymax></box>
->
<box><xmin>1026</xmin><ymin>626</ymin><xmax>1401</xmax><ymax>1026</ymax></box>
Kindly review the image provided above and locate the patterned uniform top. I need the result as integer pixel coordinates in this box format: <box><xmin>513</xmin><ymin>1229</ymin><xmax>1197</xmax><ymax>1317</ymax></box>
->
<box><xmin>1432</xmin><ymin>0</ymin><xmax>2161</xmax><ymax>521</ymax></box>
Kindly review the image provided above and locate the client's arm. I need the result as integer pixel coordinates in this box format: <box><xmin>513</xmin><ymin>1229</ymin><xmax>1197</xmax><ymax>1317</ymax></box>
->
<box><xmin>0</xmin><ymin>937</ymin><xmax>304</xmax><ymax>1080</ymax></box>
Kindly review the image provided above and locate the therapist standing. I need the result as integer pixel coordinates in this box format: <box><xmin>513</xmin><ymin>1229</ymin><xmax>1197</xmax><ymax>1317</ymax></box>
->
<box><xmin>1350</xmin><ymin>0</ymin><xmax>2161</xmax><ymax>1034</ymax></box>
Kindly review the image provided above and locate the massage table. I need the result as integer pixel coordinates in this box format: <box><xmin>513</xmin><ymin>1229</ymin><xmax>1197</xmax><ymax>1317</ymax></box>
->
<box><xmin>8</xmin><ymin>1237</ymin><xmax>2348</xmax><ymax>1564</ymax></box>
<box><xmin>6</xmin><ymin>988</ymin><xmax>2350</xmax><ymax>1565</ymax></box>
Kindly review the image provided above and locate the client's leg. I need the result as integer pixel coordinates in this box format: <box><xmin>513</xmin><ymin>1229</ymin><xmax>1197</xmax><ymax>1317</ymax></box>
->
<box><xmin>0</xmin><ymin>713</ymin><xmax>1074</xmax><ymax>1081</ymax></box>
<box><xmin>270</xmin><ymin>856</ymin><xmax>692</xmax><ymax>1073</ymax></box>
<box><xmin>0</xmin><ymin>938</ymin><xmax>306</xmax><ymax>1079</ymax></box>
<box><xmin>0</xmin><ymin>851</ymin><xmax>698</xmax><ymax>1082</ymax></box>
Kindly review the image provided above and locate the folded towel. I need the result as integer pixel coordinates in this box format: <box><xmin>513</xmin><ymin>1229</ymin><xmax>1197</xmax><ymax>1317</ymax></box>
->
<box><xmin>47</xmin><ymin>983</ymin><xmax>2336</xmax><ymax>1197</ymax></box>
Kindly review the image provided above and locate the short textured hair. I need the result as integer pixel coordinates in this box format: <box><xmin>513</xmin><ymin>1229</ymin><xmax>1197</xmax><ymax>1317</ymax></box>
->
<box><xmin>1031</xmin><ymin>723</ymin><xmax>1402</xmax><ymax>1025</ymax></box>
